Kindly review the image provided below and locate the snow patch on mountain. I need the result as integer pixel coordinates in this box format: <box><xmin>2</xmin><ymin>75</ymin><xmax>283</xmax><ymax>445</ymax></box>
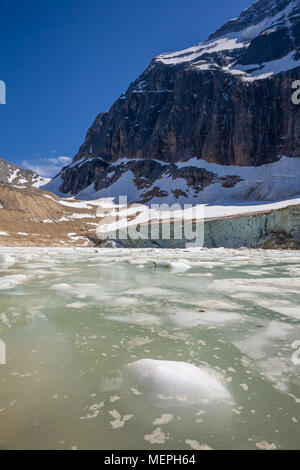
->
<box><xmin>156</xmin><ymin>0</ymin><xmax>300</xmax><ymax>79</ymax></box>
<box><xmin>46</xmin><ymin>155</ymin><xmax>300</xmax><ymax>207</ymax></box>
<box><xmin>157</xmin><ymin>36</ymin><xmax>246</xmax><ymax>66</ymax></box>
<box><xmin>42</xmin><ymin>176</ymin><xmax>72</xmax><ymax>198</ymax></box>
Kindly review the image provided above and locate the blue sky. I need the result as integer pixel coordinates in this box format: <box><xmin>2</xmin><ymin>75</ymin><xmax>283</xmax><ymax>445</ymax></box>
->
<box><xmin>0</xmin><ymin>0</ymin><xmax>252</xmax><ymax>176</ymax></box>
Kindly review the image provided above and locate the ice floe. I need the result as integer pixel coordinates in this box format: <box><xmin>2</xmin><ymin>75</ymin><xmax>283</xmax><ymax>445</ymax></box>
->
<box><xmin>0</xmin><ymin>254</ymin><xmax>15</xmax><ymax>269</ymax></box>
<box><xmin>169</xmin><ymin>310</ymin><xmax>242</xmax><ymax>328</ymax></box>
<box><xmin>234</xmin><ymin>322</ymin><xmax>294</xmax><ymax>360</ymax></box>
<box><xmin>0</xmin><ymin>274</ymin><xmax>28</xmax><ymax>290</ymax></box>
<box><xmin>153</xmin><ymin>260</ymin><xmax>192</xmax><ymax>273</ymax></box>
<box><xmin>127</xmin><ymin>359</ymin><xmax>232</xmax><ymax>407</ymax></box>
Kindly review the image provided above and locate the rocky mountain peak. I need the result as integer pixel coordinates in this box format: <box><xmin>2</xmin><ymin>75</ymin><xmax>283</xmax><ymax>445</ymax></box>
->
<box><xmin>208</xmin><ymin>0</ymin><xmax>294</xmax><ymax>41</ymax></box>
<box><xmin>44</xmin><ymin>0</ymin><xmax>300</xmax><ymax>205</ymax></box>
<box><xmin>156</xmin><ymin>0</ymin><xmax>300</xmax><ymax>72</ymax></box>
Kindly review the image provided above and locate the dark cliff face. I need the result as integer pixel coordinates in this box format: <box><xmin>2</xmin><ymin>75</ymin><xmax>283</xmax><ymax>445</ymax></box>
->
<box><xmin>48</xmin><ymin>0</ymin><xmax>300</xmax><ymax>200</ymax></box>
<box><xmin>74</xmin><ymin>69</ymin><xmax>300</xmax><ymax>167</ymax></box>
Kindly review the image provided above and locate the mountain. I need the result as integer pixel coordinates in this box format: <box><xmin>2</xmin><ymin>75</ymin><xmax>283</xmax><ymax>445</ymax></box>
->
<box><xmin>0</xmin><ymin>158</ymin><xmax>50</xmax><ymax>188</ymax></box>
<box><xmin>45</xmin><ymin>0</ymin><xmax>300</xmax><ymax>204</ymax></box>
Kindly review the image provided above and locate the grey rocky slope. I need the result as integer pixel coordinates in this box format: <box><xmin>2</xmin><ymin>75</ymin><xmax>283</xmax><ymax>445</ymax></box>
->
<box><xmin>0</xmin><ymin>158</ymin><xmax>49</xmax><ymax>188</ymax></box>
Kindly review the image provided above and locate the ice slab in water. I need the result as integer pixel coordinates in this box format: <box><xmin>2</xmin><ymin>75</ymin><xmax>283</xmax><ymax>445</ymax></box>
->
<box><xmin>169</xmin><ymin>310</ymin><xmax>242</xmax><ymax>328</ymax></box>
<box><xmin>125</xmin><ymin>287</ymin><xmax>173</xmax><ymax>297</ymax></box>
<box><xmin>212</xmin><ymin>278</ymin><xmax>300</xmax><ymax>296</ymax></box>
<box><xmin>0</xmin><ymin>274</ymin><xmax>28</xmax><ymax>290</ymax></box>
<box><xmin>253</xmin><ymin>298</ymin><xmax>300</xmax><ymax>320</ymax></box>
<box><xmin>153</xmin><ymin>260</ymin><xmax>191</xmax><ymax>273</ymax></box>
<box><xmin>127</xmin><ymin>359</ymin><xmax>232</xmax><ymax>407</ymax></box>
<box><xmin>0</xmin><ymin>254</ymin><xmax>15</xmax><ymax>269</ymax></box>
<box><xmin>234</xmin><ymin>321</ymin><xmax>294</xmax><ymax>360</ymax></box>
<box><xmin>107</xmin><ymin>313</ymin><xmax>161</xmax><ymax>326</ymax></box>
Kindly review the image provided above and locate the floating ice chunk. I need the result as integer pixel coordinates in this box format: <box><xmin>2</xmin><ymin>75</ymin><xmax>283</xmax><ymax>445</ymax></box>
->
<box><xmin>0</xmin><ymin>274</ymin><xmax>27</xmax><ymax>290</ymax></box>
<box><xmin>153</xmin><ymin>261</ymin><xmax>173</xmax><ymax>269</ymax></box>
<box><xmin>109</xmin><ymin>409</ymin><xmax>133</xmax><ymax>429</ymax></box>
<box><xmin>197</xmin><ymin>311</ymin><xmax>241</xmax><ymax>324</ymax></box>
<box><xmin>49</xmin><ymin>283</ymin><xmax>72</xmax><ymax>291</ymax></box>
<box><xmin>253</xmin><ymin>298</ymin><xmax>300</xmax><ymax>320</ymax></box>
<box><xmin>199</xmin><ymin>299</ymin><xmax>240</xmax><ymax>310</ymax></box>
<box><xmin>185</xmin><ymin>440</ymin><xmax>213</xmax><ymax>450</ymax></box>
<box><xmin>110</xmin><ymin>297</ymin><xmax>138</xmax><ymax>306</ymax></box>
<box><xmin>107</xmin><ymin>313</ymin><xmax>161</xmax><ymax>326</ymax></box>
<box><xmin>66</xmin><ymin>302</ymin><xmax>88</xmax><ymax>309</ymax></box>
<box><xmin>212</xmin><ymin>278</ymin><xmax>300</xmax><ymax>296</ymax></box>
<box><xmin>127</xmin><ymin>359</ymin><xmax>231</xmax><ymax>407</ymax></box>
<box><xmin>0</xmin><ymin>254</ymin><xmax>15</xmax><ymax>269</ymax></box>
<box><xmin>170</xmin><ymin>310</ymin><xmax>241</xmax><ymax>328</ymax></box>
<box><xmin>153</xmin><ymin>414</ymin><xmax>173</xmax><ymax>426</ymax></box>
<box><xmin>170</xmin><ymin>262</ymin><xmax>191</xmax><ymax>273</ymax></box>
<box><xmin>211</xmin><ymin>278</ymin><xmax>279</xmax><ymax>295</ymax></box>
<box><xmin>144</xmin><ymin>427</ymin><xmax>169</xmax><ymax>444</ymax></box>
<box><xmin>256</xmin><ymin>441</ymin><xmax>277</xmax><ymax>450</ymax></box>
<box><xmin>153</xmin><ymin>260</ymin><xmax>191</xmax><ymax>273</ymax></box>
<box><xmin>169</xmin><ymin>311</ymin><xmax>202</xmax><ymax>328</ymax></box>
<box><xmin>234</xmin><ymin>322</ymin><xmax>293</xmax><ymax>360</ymax></box>
<box><xmin>0</xmin><ymin>312</ymin><xmax>11</xmax><ymax>327</ymax></box>
<box><xmin>259</xmin><ymin>356</ymin><xmax>293</xmax><ymax>391</ymax></box>
<box><xmin>125</xmin><ymin>287</ymin><xmax>172</xmax><ymax>297</ymax></box>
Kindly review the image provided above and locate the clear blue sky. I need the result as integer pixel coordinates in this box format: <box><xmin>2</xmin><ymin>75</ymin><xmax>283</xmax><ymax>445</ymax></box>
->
<box><xmin>0</xmin><ymin>0</ymin><xmax>252</xmax><ymax>176</ymax></box>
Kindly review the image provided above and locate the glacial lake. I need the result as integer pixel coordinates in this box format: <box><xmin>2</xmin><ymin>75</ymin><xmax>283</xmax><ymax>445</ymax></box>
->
<box><xmin>0</xmin><ymin>247</ymin><xmax>299</xmax><ymax>450</ymax></box>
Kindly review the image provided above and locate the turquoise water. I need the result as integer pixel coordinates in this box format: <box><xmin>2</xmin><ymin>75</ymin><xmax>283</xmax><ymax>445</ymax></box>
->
<box><xmin>0</xmin><ymin>247</ymin><xmax>299</xmax><ymax>450</ymax></box>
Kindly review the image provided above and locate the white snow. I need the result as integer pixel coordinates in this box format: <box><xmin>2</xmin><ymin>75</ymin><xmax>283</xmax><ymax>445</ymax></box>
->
<box><xmin>58</xmin><ymin>213</ymin><xmax>96</xmax><ymax>221</ymax></box>
<box><xmin>156</xmin><ymin>0</ymin><xmax>300</xmax><ymax>79</ymax></box>
<box><xmin>42</xmin><ymin>176</ymin><xmax>72</xmax><ymax>198</ymax></box>
<box><xmin>157</xmin><ymin>36</ymin><xmax>245</xmax><ymax>66</ymax></box>
<box><xmin>76</xmin><ymin>171</ymin><xmax>141</xmax><ymax>202</ymax></box>
<box><xmin>49</xmin><ymin>156</ymin><xmax>300</xmax><ymax>214</ymax></box>
<box><xmin>43</xmin><ymin>155</ymin><xmax>300</xmax><ymax>241</ymax></box>
<box><xmin>43</xmin><ymin>194</ymin><xmax>94</xmax><ymax>209</ymax></box>
<box><xmin>174</xmin><ymin>156</ymin><xmax>300</xmax><ymax>204</ymax></box>
<box><xmin>234</xmin><ymin>50</ymin><xmax>300</xmax><ymax>81</ymax></box>
<box><xmin>8</xmin><ymin>169</ymin><xmax>19</xmax><ymax>183</ymax></box>
<box><xmin>31</xmin><ymin>176</ymin><xmax>51</xmax><ymax>188</ymax></box>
